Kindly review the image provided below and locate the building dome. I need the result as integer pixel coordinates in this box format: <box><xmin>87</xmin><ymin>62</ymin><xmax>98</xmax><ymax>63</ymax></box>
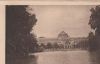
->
<box><xmin>58</xmin><ymin>31</ymin><xmax>69</xmax><ymax>40</ymax></box>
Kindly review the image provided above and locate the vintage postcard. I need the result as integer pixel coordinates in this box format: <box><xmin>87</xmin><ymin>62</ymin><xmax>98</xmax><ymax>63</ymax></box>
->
<box><xmin>5</xmin><ymin>4</ymin><xmax>100</xmax><ymax>64</ymax></box>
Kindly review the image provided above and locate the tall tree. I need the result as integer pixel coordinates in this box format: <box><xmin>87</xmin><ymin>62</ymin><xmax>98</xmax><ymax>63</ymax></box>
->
<box><xmin>6</xmin><ymin>5</ymin><xmax>37</xmax><ymax>57</ymax></box>
<box><xmin>89</xmin><ymin>5</ymin><xmax>100</xmax><ymax>51</ymax></box>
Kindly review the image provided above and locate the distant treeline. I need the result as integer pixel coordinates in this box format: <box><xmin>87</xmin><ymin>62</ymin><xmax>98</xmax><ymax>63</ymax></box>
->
<box><xmin>38</xmin><ymin>40</ymin><xmax>89</xmax><ymax>52</ymax></box>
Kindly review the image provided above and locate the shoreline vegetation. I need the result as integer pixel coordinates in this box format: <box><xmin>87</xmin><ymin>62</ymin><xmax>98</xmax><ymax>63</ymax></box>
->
<box><xmin>6</xmin><ymin>5</ymin><xmax>38</xmax><ymax>59</ymax></box>
<box><xmin>6</xmin><ymin>5</ymin><xmax>39</xmax><ymax>64</ymax></box>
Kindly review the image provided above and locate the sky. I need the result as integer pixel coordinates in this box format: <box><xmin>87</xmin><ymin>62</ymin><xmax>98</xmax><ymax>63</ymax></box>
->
<box><xmin>29</xmin><ymin>5</ymin><xmax>95</xmax><ymax>38</ymax></box>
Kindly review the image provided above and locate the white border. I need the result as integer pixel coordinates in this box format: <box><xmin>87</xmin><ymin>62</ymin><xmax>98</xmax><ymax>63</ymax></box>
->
<box><xmin>0</xmin><ymin>1</ymin><xmax>100</xmax><ymax>5</ymax></box>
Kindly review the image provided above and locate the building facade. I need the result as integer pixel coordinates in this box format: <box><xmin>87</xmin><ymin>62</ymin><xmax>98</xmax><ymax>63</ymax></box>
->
<box><xmin>37</xmin><ymin>31</ymin><xmax>89</xmax><ymax>50</ymax></box>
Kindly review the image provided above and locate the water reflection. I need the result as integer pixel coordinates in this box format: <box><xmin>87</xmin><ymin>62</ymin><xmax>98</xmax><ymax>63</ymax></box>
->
<box><xmin>6</xmin><ymin>56</ymin><xmax>38</xmax><ymax>64</ymax></box>
<box><xmin>6</xmin><ymin>51</ymin><xmax>100</xmax><ymax>64</ymax></box>
<box><xmin>90</xmin><ymin>51</ymin><xmax>100</xmax><ymax>64</ymax></box>
<box><xmin>35</xmin><ymin>51</ymin><xmax>91</xmax><ymax>64</ymax></box>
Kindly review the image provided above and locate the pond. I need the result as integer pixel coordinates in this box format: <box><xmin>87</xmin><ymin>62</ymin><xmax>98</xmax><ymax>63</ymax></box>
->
<box><xmin>7</xmin><ymin>50</ymin><xmax>100</xmax><ymax>64</ymax></box>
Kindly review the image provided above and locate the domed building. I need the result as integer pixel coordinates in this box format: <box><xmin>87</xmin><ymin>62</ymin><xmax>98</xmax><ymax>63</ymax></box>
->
<box><xmin>58</xmin><ymin>31</ymin><xmax>69</xmax><ymax>40</ymax></box>
<box><xmin>37</xmin><ymin>31</ymin><xmax>88</xmax><ymax>50</ymax></box>
<box><xmin>57</xmin><ymin>31</ymin><xmax>69</xmax><ymax>48</ymax></box>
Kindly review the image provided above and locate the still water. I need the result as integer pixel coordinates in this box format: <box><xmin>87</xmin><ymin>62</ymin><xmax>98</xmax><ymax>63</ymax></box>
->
<box><xmin>9</xmin><ymin>50</ymin><xmax>99</xmax><ymax>64</ymax></box>
<box><xmin>31</xmin><ymin>50</ymin><xmax>99</xmax><ymax>64</ymax></box>
<box><xmin>34</xmin><ymin>51</ymin><xmax>91</xmax><ymax>64</ymax></box>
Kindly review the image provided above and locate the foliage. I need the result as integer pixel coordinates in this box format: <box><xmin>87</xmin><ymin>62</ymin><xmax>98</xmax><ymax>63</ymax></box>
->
<box><xmin>46</xmin><ymin>42</ymin><xmax>53</xmax><ymax>49</ymax></box>
<box><xmin>88</xmin><ymin>32</ymin><xmax>96</xmax><ymax>51</ymax></box>
<box><xmin>89</xmin><ymin>5</ymin><xmax>100</xmax><ymax>51</ymax></box>
<box><xmin>89</xmin><ymin>6</ymin><xmax>100</xmax><ymax>35</ymax></box>
<box><xmin>52</xmin><ymin>43</ymin><xmax>59</xmax><ymax>49</ymax></box>
<box><xmin>6</xmin><ymin>5</ymin><xmax>38</xmax><ymax>57</ymax></box>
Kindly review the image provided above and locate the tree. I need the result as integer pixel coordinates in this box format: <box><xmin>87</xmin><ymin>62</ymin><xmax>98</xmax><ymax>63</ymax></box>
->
<box><xmin>6</xmin><ymin>5</ymin><xmax>37</xmax><ymax>57</ymax></box>
<box><xmin>89</xmin><ymin>6</ymin><xmax>100</xmax><ymax>64</ymax></box>
<box><xmin>89</xmin><ymin>6</ymin><xmax>100</xmax><ymax>34</ymax></box>
<box><xmin>53</xmin><ymin>43</ymin><xmax>59</xmax><ymax>49</ymax></box>
<box><xmin>46</xmin><ymin>42</ymin><xmax>52</xmax><ymax>49</ymax></box>
<box><xmin>39</xmin><ymin>43</ymin><xmax>46</xmax><ymax>51</ymax></box>
<box><xmin>28</xmin><ymin>34</ymin><xmax>39</xmax><ymax>52</ymax></box>
<box><xmin>40</xmin><ymin>43</ymin><xmax>46</xmax><ymax>48</ymax></box>
<box><xmin>88</xmin><ymin>32</ymin><xmax>96</xmax><ymax>50</ymax></box>
<box><xmin>89</xmin><ymin>6</ymin><xmax>100</xmax><ymax>51</ymax></box>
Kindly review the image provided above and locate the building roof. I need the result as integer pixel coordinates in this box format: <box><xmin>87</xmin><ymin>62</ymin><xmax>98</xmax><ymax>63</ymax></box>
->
<box><xmin>58</xmin><ymin>31</ymin><xmax>68</xmax><ymax>37</ymax></box>
<box><xmin>58</xmin><ymin>31</ymin><xmax>69</xmax><ymax>40</ymax></box>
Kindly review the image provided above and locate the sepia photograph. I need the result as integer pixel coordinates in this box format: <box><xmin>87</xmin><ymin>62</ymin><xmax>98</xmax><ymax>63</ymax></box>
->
<box><xmin>6</xmin><ymin>5</ymin><xmax>100</xmax><ymax>64</ymax></box>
